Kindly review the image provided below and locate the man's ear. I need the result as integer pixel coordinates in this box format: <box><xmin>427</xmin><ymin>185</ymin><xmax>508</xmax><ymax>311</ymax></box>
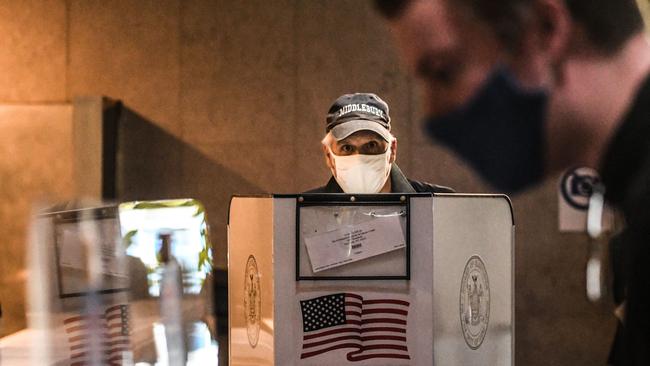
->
<box><xmin>536</xmin><ymin>0</ymin><xmax>571</xmax><ymax>61</ymax></box>
<box><xmin>535</xmin><ymin>0</ymin><xmax>573</xmax><ymax>86</ymax></box>
<box><xmin>389</xmin><ymin>138</ymin><xmax>397</xmax><ymax>164</ymax></box>
<box><xmin>322</xmin><ymin>144</ymin><xmax>335</xmax><ymax>172</ymax></box>
<box><xmin>514</xmin><ymin>0</ymin><xmax>572</xmax><ymax>87</ymax></box>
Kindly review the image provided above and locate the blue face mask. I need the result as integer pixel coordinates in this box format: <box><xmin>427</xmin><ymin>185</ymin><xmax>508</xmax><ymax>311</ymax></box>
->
<box><xmin>425</xmin><ymin>67</ymin><xmax>549</xmax><ymax>193</ymax></box>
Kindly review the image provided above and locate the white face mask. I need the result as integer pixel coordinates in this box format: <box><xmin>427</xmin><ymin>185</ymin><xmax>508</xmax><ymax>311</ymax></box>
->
<box><xmin>328</xmin><ymin>146</ymin><xmax>392</xmax><ymax>193</ymax></box>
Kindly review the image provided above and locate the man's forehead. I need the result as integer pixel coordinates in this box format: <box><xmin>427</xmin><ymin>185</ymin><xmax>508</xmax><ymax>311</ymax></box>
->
<box><xmin>389</xmin><ymin>0</ymin><xmax>459</xmax><ymax>68</ymax></box>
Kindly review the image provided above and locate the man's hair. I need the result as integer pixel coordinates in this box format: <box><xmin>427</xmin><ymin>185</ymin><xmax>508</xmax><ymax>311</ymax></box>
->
<box><xmin>565</xmin><ymin>0</ymin><xmax>645</xmax><ymax>53</ymax></box>
<box><xmin>457</xmin><ymin>0</ymin><xmax>645</xmax><ymax>55</ymax></box>
<box><xmin>373</xmin><ymin>0</ymin><xmax>411</xmax><ymax>20</ymax></box>
<box><xmin>374</xmin><ymin>0</ymin><xmax>645</xmax><ymax>55</ymax></box>
<box><xmin>321</xmin><ymin>132</ymin><xmax>335</xmax><ymax>148</ymax></box>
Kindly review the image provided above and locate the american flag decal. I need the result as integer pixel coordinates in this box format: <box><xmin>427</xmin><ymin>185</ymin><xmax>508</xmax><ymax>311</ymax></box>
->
<box><xmin>64</xmin><ymin>304</ymin><xmax>131</xmax><ymax>366</ymax></box>
<box><xmin>300</xmin><ymin>293</ymin><xmax>410</xmax><ymax>361</ymax></box>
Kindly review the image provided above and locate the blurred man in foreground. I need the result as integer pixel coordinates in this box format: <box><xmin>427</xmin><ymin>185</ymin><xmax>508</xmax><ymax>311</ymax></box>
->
<box><xmin>376</xmin><ymin>0</ymin><xmax>650</xmax><ymax>364</ymax></box>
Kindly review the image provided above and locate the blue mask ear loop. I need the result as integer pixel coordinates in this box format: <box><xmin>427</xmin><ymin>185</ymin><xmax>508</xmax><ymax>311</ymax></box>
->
<box><xmin>586</xmin><ymin>183</ymin><xmax>606</xmax><ymax>302</ymax></box>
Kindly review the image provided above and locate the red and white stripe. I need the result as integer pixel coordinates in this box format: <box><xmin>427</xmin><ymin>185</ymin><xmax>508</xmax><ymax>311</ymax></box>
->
<box><xmin>346</xmin><ymin>296</ymin><xmax>410</xmax><ymax>361</ymax></box>
<box><xmin>300</xmin><ymin>293</ymin><xmax>410</xmax><ymax>361</ymax></box>
<box><xmin>63</xmin><ymin>304</ymin><xmax>131</xmax><ymax>366</ymax></box>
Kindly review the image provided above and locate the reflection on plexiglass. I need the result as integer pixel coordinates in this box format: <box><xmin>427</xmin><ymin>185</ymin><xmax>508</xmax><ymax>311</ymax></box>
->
<box><xmin>119</xmin><ymin>199</ymin><xmax>217</xmax><ymax>366</ymax></box>
<box><xmin>119</xmin><ymin>201</ymin><xmax>212</xmax><ymax>297</ymax></box>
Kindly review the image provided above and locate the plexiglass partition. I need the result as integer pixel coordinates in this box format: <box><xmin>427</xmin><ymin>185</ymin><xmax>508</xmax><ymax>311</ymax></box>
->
<box><xmin>3</xmin><ymin>199</ymin><xmax>218</xmax><ymax>366</ymax></box>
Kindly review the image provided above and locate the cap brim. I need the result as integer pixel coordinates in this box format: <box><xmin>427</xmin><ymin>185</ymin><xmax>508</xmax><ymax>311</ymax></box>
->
<box><xmin>330</xmin><ymin>120</ymin><xmax>392</xmax><ymax>141</ymax></box>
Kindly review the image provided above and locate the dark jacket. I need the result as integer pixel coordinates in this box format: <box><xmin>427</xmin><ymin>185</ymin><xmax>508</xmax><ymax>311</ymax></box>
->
<box><xmin>600</xmin><ymin>73</ymin><xmax>650</xmax><ymax>366</ymax></box>
<box><xmin>305</xmin><ymin>164</ymin><xmax>454</xmax><ymax>194</ymax></box>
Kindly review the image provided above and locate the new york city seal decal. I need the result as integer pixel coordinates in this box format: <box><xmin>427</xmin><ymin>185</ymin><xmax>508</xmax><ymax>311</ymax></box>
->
<box><xmin>244</xmin><ymin>255</ymin><xmax>261</xmax><ymax>348</ymax></box>
<box><xmin>459</xmin><ymin>255</ymin><xmax>490</xmax><ymax>350</ymax></box>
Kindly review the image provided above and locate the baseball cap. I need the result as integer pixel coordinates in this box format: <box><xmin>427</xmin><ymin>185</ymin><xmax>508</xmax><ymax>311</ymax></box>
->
<box><xmin>325</xmin><ymin>93</ymin><xmax>392</xmax><ymax>141</ymax></box>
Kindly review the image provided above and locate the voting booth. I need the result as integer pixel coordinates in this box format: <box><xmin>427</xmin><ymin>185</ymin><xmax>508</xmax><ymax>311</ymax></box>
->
<box><xmin>228</xmin><ymin>193</ymin><xmax>514</xmax><ymax>366</ymax></box>
<box><xmin>1</xmin><ymin>200</ymin><xmax>217</xmax><ymax>366</ymax></box>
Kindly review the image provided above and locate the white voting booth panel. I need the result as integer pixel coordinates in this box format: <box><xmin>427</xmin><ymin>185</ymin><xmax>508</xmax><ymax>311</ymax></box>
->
<box><xmin>228</xmin><ymin>194</ymin><xmax>514</xmax><ymax>366</ymax></box>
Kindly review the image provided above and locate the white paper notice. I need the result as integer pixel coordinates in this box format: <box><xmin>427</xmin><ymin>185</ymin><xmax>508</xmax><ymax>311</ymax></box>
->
<box><xmin>58</xmin><ymin>223</ymin><xmax>86</xmax><ymax>270</ymax></box>
<box><xmin>57</xmin><ymin>219</ymin><xmax>125</xmax><ymax>276</ymax></box>
<box><xmin>303</xmin><ymin>215</ymin><xmax>405</xmax><ymax>273</ymax></box>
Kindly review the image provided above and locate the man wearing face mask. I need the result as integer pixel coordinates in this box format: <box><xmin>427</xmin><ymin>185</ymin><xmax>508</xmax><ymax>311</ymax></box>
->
<box><xmin>376</xmin><ymin>0</ymin><xmax>650</xmax><ymax>364</ymax></box>
<box><xmin>306</xmin><ymin>92</ymin><xmax>453</xmax><ymax>194</ymax></box>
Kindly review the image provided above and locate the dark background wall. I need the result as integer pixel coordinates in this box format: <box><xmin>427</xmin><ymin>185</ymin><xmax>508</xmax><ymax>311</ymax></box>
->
<box><xmin>1</xmin><ymin>0</ymin><xmax>640</xmax><ymax>364</ymax></box>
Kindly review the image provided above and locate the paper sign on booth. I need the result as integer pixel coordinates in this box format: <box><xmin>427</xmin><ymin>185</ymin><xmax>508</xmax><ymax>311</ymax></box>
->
<box><xmin>303</xmin><ymin>215</ymin><xmax>405</xmax><ymax>272</ymax></box>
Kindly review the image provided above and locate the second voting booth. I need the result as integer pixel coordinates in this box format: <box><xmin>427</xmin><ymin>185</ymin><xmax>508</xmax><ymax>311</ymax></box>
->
<box><xmin>228</xmin><ymin>193</ymin><xmax>514</xmax><ymax>365</ymax></box>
